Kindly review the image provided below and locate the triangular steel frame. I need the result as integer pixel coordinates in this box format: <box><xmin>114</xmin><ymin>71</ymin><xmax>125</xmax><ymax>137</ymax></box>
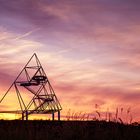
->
<box><xmin>0</xmin><ymin>53</ymin><xmax>62</xmax><ymax>120</ymax></box>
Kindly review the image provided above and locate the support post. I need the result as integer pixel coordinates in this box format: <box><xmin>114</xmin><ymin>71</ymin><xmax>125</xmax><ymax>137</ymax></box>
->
<box><xmin>25</xmin><ymin>111</ymin><xmax>28</xmax><ymax>120</ymax></box>
<box><xmin>22</xmin><ymin>113</ymin><xmax>24</xmax><ymax>120</ymax></box>
<box><xmin>58</xmin><ymin>111</ymin><xmax>60</xmax><ymax>121</ymax></box>
<box><xmin>52</xmin><ymin>113</ymin><xmax>54</xmax><ymax>121</ymax></box>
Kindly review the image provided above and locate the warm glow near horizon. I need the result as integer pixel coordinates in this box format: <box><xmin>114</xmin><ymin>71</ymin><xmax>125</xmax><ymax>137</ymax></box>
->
<box><xmin>0</xmin><ymin>0</ymin><xmax>140</xmax><ymax>122</ymax></box>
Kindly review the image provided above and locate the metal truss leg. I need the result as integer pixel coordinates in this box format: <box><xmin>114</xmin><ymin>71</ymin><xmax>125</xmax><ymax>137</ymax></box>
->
<box><xmin>25</xmin><ymin>111</ymin><xmax>28</xmax><ymax>120</ymax></box>
<box><xmin>22</xmin><ymin>113</ymin><xmax>24</xmax><ymax>120</ymax></box>
<box><xmin>52</xmin><ymin>113</ymin><xmax>54</xmax><ymax>121</ymax></box>
<box><xmin>58</xmin><ymin>111</ymin><xmax>60</xmax><ymax>121</ymax></box>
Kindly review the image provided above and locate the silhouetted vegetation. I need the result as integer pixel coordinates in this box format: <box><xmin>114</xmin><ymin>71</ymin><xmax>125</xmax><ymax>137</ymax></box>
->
<box><xmin>65</xmin><ymin>106</ymin><xmax>133</xmax><ymax>124</ymax></box>
<box><xmin>0</xmin><ymin>120</ymin><xmax>139</xmax><ymax>140</ymax></box>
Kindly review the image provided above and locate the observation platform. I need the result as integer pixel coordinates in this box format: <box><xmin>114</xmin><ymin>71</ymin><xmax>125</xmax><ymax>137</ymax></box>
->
<box><xmin>19</xmin><ymin>75</ymin><xmax>47</xmax><ymax>86</ymax></box>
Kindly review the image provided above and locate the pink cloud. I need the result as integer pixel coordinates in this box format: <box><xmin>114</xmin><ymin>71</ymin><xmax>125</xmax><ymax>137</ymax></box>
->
<box><xmin>0</xmin><ymin>0</ymin><xmax>140</xmax><ymax>121</ymax></box>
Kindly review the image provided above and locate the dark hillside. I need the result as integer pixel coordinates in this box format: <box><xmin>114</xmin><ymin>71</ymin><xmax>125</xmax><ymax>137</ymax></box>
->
<box><xmin>0</xmin><ymin>120</ymin><xmax>139</xmax><ymax>140</ymax></box>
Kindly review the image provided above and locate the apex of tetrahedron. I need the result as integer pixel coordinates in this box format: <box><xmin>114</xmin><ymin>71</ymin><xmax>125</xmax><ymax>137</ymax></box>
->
<box><xmin>0</xmin><ymin>54</ymin><xmax>62</xmax><ymax>120</ymax></box>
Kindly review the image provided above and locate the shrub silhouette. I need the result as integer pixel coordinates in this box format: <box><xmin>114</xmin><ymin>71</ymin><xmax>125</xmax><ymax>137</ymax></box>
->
<box><xmin>0</xmin><ymin>120</ymin><xmax>139</xmax><ymax>140</ymax></box>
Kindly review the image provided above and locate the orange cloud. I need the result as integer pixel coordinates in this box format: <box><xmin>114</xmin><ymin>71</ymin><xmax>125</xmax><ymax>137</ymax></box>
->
<box><xmin>0</xmin><ymin>0</ymin><xmax>140</xmax><ymax>121</ymax></box>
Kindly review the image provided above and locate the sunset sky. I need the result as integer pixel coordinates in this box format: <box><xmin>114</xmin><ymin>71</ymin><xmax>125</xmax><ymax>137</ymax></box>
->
<box><xmin>0</xmin><ymin>0</ymin><xmax>140</xmax><ymax>121</ymax></box>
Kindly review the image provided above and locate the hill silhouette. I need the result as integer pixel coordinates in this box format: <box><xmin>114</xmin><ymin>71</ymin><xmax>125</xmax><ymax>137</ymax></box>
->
<box><xmin>0</xmin><ymin>120</ymin><xmax>139</xmax><ymax>140</ymax></box>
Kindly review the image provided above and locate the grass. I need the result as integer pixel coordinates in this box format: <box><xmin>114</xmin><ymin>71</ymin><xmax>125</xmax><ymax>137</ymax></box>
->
<box><xmin>65</xmin><ymin>106</ymin><xmax>134</xmax><ymax>124</ymax></box>
<box><xmin>0</xmin><ymin>105</ymin><xmax>137</xmax><ymax>140</ymax></box>
<box><xmin>0</xmin><ymin>120</ymin><xmax>139</xmax><ymax>140</ymax></box>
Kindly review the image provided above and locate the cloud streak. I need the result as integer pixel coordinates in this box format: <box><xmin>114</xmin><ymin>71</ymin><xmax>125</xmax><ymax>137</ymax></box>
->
<box><xmin>0</xmin><ymin>0</ymin><xmax>140</xmax><ymax>120</ymax></box>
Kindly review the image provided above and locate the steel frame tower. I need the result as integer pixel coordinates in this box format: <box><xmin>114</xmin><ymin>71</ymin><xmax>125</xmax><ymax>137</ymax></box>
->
<box><xmin>0</xmin><ymin>53</ymin><xmax>62</xmax><ymax>120</ymax></box>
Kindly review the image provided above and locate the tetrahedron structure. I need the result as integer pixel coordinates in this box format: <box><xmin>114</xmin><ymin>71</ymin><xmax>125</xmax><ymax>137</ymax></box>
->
<box><xmin>0</xmin><ymin>53</ymin><xmax>62</xmax><ymax>120</ymax></box>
